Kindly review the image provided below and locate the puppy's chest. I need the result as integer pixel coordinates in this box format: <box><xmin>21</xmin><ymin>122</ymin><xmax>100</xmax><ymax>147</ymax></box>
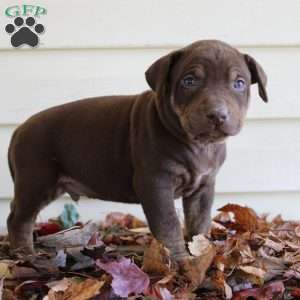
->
<box><xmin>174</xmin><ymin>146</ymin><xmax>220</xmax><ymax>198</ymax></box>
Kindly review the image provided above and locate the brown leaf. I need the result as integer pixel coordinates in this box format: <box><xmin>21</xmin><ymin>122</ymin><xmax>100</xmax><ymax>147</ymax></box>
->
<box><xmin>211</xmin><ymin>221</ymin><xmax>228</xmax><ymax>240</ymax></box>
<box><xmin>173</xmin><ymin>288</ymin><xmax>197</xmax><ymax>300</ymax></box>
<box><xmin>45</xmin><ymin>278</ymin><xmax>104</xmax><ymax>300</ymax></box>
<box><xmin>256</xmin><ymin>248</ymin><xmax>286</xmax><ymax>281</ymax></box>
<box><xmin>284</xmin><ymin>250</ymin><xmax>300</xmax><ymax>264</ymax></box>
<box><xmin>284</xmin><ymin>262</ymin><xmax>300</xmax><ymax>280</ymax></box>
<box><xmin>0</xmin><ymin>260</ymin><xmax>40</xmax><ymax>280</ymax></box>
<box><xmin>0</xmin><ymin>261</ymin><xmax>12</xmax><ymax>278</ymax></box>
<box><xmin>102</xmin><ymin>212</ymin><xmax>146</xmax><ymax>229</ymax></box>
<box><xmin>179</xmin><ymin>244</ymin><xmax>215</xmax><ymax>288</ymax></box>
<box><xmin>218</xmin><ymin>204</ymin><xmax>258</xmax><ymax>232</ymax></box>
<box><xmin>263</xmin><ymin>238</ymin><xmax>285</xmax><ymax>252</ymax></box>
<box><xmin>142</xmin><ymin>239</ymin><xmax>170</xmax><ymax>275</ymax></box>
<box><xmin>2</xmin><ymin>288</ymin><xmax>16</xmax><ymax>300</ymax></box>
<box><xmin>204</xmin><ymin>270</ymin><xmax>232</xmax><ymax>299</ymax></box>
<box><xmin>238</xmin><ymin>265</ymin><xmax>266</xmax><ymax>285</ymax></box>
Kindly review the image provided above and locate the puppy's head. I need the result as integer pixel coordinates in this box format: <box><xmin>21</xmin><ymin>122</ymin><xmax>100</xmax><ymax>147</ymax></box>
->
<box><xmin>146</xmin><ymin>40</ymin><xmax>268</xmax><ymax>143</ymax></box>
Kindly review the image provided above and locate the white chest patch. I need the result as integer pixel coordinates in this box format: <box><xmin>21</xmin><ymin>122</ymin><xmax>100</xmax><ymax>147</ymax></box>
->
<box><xmin>194</xmin><ymin>168</ymin><xmax>212</xmax><ymax>186</ymax></box>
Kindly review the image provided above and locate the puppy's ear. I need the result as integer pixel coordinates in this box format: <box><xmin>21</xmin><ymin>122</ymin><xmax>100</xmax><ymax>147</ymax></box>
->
<box><xmin>145</xmin><ymin>50</ymin><xmax>182</xmax><ymax>94</ymax></box>
<box><xmin>244</xmin><ymin>54</ymin><xmax>268</xmax><ymax>102</ymax></box>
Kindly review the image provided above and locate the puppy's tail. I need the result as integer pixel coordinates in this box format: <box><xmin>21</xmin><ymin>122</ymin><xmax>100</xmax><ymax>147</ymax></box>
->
<box><xmin>7</xmin><ymin>129</ymin><xmax>18</xmax><ymax>183</ymax></box>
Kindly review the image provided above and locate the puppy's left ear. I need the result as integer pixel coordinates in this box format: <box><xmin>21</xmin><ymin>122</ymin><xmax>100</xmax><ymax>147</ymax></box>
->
<box><xmin>244</xmin><ymin>54</ymin><xmax>268</xmax><ymax>102</ymax></box>
<box><xmin>145</xmin><ymin>49</ymin><xmax>182</xmax><ymax>94</ymax></box>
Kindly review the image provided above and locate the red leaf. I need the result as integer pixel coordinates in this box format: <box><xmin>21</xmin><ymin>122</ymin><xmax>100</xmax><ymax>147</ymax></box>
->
<box><xmin>291</xmin><ymin>288</ymin><xmax>300</xmax><ymax>298</ymax></box>
<box><xmin>232</xmin><ymin>281</ymin><xmax>285</xmax><ymax>300</ymax></box>
<box><xmin>35</xmin><ymin>222</ymin><xmax>62</xmax><ymax>236</ymax></box>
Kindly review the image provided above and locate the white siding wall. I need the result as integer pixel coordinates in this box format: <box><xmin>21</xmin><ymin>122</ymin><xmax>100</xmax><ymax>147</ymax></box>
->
<box><xmin>0</xmin><ymin>0</ymin><xmax>299</xmax><ymax>226</ymax></box>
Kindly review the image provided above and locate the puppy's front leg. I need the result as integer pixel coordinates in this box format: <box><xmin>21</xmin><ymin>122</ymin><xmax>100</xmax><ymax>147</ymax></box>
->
<box><xmin>183</xmin><ymin>179</ymin><xmax>215</xmax><ymax>240</ymax></box>
<box><xmin>133</xmin><ymin>173</ymin><xmax>188</xmax><ymax>260</ymax></box>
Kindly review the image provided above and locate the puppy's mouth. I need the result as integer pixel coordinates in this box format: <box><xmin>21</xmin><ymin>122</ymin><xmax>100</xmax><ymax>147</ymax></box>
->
<box><xmin>194</xmin><ymin>128</ymin><xmax>229</xmax><ymax>143</ymax></box>
<box><xmin>189</xmin><ymin>120</ymin><xmax>241</xmax><ymax>143</ymax></box>
<box><xmin>179</xmin><ymin>115</ymin><xmax>240</xmax><ymax>143</ymax></box>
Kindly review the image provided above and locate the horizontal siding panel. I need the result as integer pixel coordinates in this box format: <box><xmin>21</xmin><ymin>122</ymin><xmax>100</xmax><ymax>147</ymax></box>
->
<box><xmin>217</xmin><ymin>119</ymin><xmax>300</xmax><ymax>193</ymax></box>
<box><xmin>1</xmin><ymin>119</ymin><xmax>300</xmax><ymax>198</ymax></box>
<box><xmin>1</xmin><ymin>191</ymin><xmax>300</xmax><ymax>227</ymax></box>
<box><xmin>0</xmin><ymin>47</ymin><xmax>300</xmax><ymax>124</ymax></box>
<box><xmin>1</xmin><ymin>126</ymin><xmax>12</xmax><ymax>198</ymax></box>
<box><xmin>0</xmin><ymin>1</ymin><xmax>299</xmax><ymax>49</ymax></box>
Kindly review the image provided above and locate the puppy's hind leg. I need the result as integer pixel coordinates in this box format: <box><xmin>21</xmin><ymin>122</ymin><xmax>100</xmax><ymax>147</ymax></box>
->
<box><xmin>7</xmin><ymin>160</ymin><xmax>59</xmax><ymax>255</ymax></box>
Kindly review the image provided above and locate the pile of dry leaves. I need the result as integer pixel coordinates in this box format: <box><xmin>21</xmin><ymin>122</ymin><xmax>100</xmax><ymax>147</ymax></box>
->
<box><xmin>1</xmin><ymin>203</ymin><xmax>300</xmax><ymax>300</ymax></box>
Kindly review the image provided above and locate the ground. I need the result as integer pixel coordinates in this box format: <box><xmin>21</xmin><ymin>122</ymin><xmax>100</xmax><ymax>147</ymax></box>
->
<box><xmin>1</xmin><ymin>203</ymin><xmax>300</xmax><ymax>300</ymax></box>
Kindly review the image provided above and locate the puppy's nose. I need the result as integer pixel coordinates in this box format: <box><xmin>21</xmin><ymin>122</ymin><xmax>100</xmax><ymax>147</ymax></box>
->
<box><xmin>206</xmin><ymin>108</ymin><xmax>229</xmax><ymax>124</ymax></box>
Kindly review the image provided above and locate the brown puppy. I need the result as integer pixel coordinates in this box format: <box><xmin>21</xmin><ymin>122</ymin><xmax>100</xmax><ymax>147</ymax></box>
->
<box><xmin>7</xmin><ymin>40</ymin><xmax>268</xmax><ymax>260</ymax></box>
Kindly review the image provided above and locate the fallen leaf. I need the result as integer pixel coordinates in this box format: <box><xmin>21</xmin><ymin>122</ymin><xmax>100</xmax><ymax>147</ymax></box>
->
<box><xmin>0</xmin><ymin>261</ymin><xmax>12</xmax><ymax>278</ymax></box>
<box><xmin>96</xmin><ymin>257</ymin><xmax>150</xmax><ymax>297</ymax></box>
<box><xmin>156</xmin><ymin>273</ymin><xmax>175</xmax><ymax>285</ymax></box>
<box><xmin>67</xmin><ymin>247</ymin><xmax>94</xmax><ymax>271</ymax></box>
<box><xmin>179</xmin><ymin>244</ymin><xmax>215</xmax><ymax>288</ymax></box>
<box><xmin>218</xmin><ymin>204</ymin><xmax>258</xmax><ymax>232</ymax></box>
<box><xmin>291</xmin><ymin>287</ymin><xmax>300</xmax><ymax>298</ymax></box>
<box><xmin>172</xmin><ymin>288</ymin><xmax>197</xmax><ymax>300</ymax></box>
<box><xmin>102</xmin><ymin>212</ymin><xmax>146</xmax><ymax>229</ymax></box>
<box><xmin>46</xmin><ymin>250</ymin><xmax>67</xmax><ymax>269</ymax></box>
<box><xmin>45</xmin><ymin>277</ymin><xmax>103</xmax><ymax>300</ymax></box>
<box><xmin>238</xmin><ymin>265</ymin><xmax>266</xmax><ymax>280</ymax></box>
<box><xmin>46</xmin><ymin>277</ymin><xmax>71</xmax><ymax>293</ymax></box>
<box><xmin>37</xmin><ymin>222</ymin><xmax>99</xmax><ymax>249</ymax></box>
<box><xmin>129</xmin><ymin>227</ymin><xmax>151</xmax><ymax>234</ymax></box>
<box><xmin>142</xmin><ymin>239</ymin><xmax>170</xmax><ymax>275</ymax></box>
<box><xmin>284</xmin><ymin>262</ymin><xmax>300</xmax><ymax>280</ymax></box>
<box><xmin>2</xmin><ymin>288</ymin><xmax>16</xmax><ymax>300</ymax></box>
<box><xmin>4</xmin><ymin>204</ymin><xmax>300</xmax><ymax>300</ymax></box>
<box><xmin>144</xmin><ymin>285</ymin><xmax>174</xmax><ymax>300</ymax></box>
<box><xmin>0</xmin><ymin>260</ymin><xmax>39</xmax><ymax>280</ymax></box>
<box><xmin>202</xmin><ymin>270</ymin><xmax>232</xmax><ymax>299</ymax></box>
<box><xmin>232</xmin><ymin>280</ymin><xmax>284</xmax><ymax>300</ymax></box>
<box><xmin>188</xmin><ymin>234</ymin><xmax>211</xmax><ymax>257</ymax></box>
<box><xmin>87</xmin><ymin>232</ymin><xmax>104</xmax><ymax>247</ymax></box>
<box><xmin>35</xmin><ymin>222</ymin><xmax>62</xmax><ymax>236</ymax></box>
<box><xmin>224</xmin><ymin>281</ymin><xmax>233</xmax><ymax>300</ymax></box>
<box><xmin>15</xmin><ymin>280</ymin><xmax>49</xmax><ymax>298</ymax></box>
<box><xmin>263</xmin><ymin>238</ymin><xmax>285</xmax><ymax>252</ymax></box>
<box><xmin>256</xmin><ymin>248</ymin><xmax>286</xmax><ymax>281</ymax></box>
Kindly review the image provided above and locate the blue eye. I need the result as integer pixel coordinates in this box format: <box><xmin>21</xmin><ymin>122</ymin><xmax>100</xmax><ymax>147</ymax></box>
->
<box><xmin>233</xmin><ymin>78</ymin><xmax>246</xmax><ymax>92</ymax></box>
<box><xmin>181</xmin><ymin>75</ymin><xmax>198</xmax><ymax>88</ymax></box>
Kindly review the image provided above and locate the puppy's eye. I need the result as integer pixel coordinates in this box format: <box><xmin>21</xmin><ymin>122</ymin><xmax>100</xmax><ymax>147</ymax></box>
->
<box><xmin>181</xmin><ymin>75</ymin><xmax>199</xmax><ymax>88</ymax></box>
<box><xmin>233</xmin><ymin>78</ymin><xmax>246</xmax><ymax>92</ymax></box>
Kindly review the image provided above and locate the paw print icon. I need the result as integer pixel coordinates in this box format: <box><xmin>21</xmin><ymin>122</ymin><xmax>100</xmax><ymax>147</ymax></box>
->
<box><xmin>5</xmin><ymin>17</ymin><xmax>45</xmax><ymax>48</ymax></box>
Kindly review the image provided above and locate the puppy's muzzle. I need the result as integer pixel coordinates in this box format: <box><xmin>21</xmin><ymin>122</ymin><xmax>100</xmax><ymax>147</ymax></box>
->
<box><xmin>206</xmin><ymin>106</ymin><xmax>229</xmax><ymax>126</ymax></box>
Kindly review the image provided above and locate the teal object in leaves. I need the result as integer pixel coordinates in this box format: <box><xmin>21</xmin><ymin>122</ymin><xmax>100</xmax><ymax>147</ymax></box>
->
<box><xmin>59</xmin><ymin>203</ymin><xmax>80</xmax><ymax>229</ymax></box>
